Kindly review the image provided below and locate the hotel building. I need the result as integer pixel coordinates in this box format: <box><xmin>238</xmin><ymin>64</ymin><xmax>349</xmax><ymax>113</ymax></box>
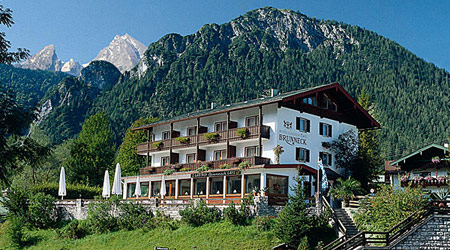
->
<box><xmin>122</xmin><ymin>83</ymin><xmax>379</xmax><ymax>204</ymax></box>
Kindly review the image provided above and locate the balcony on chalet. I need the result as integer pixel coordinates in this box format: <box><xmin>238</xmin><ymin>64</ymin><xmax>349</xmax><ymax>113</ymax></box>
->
<box><xmin>139</xmin><ymin>156</ymin><xmax>270</xmax><ymax>175</ymax></box>
<box><xmin>137</xmin><ymin>125</ymin><xmax>271</xmax><ymax>154</ymax></box>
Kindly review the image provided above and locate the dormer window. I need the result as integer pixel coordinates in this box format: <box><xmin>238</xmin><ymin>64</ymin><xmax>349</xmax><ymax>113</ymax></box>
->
<box><xmin>322</xmin><ymin>94</ymin><xmax>337</xmax><ymax>111</ymax></box>
<box><xmin>302</xmin><ymin>96</ymin><xmax>317</xmax><ymax>106</ymax></box>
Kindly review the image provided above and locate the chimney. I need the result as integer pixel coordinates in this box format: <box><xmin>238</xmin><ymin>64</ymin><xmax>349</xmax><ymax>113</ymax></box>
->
<box><xmin>270</xmin><ymin>89</ymin><xmax>279</xmax><ymax>97</ymax></box>
<box><xmin>211</xmin><ymin>102</ymin><xmax>217</xmax><ymax>109</ymax></box>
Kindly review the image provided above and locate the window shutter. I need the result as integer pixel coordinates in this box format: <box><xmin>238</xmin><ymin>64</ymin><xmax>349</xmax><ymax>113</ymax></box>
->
<box><xmin>306</xmin><ymin>120</ymin><xmax>310</xmax><ymax>132</ymax></box>
<box><xmin>296</xmin><ymin>148</ymin><xmax>299</xmax><ymax>161</ymax></box>
<box><xmin>329</xmin><ymin>154</ymin><xmax>332</xmax><ymax>166</ymax></box>
<box><xmin>296</xmin><ymin>117</ymin><xmax>300</xmax><ymax>130</ymax></box>
<box><xmin>319</xmin><ymin>123</ymin><xmax>323</xmax><ymax>135</ymax></box>
<box><xmin>329</xmin><ymin>125</ymin><xmax>332</xmax><ymax>137</ymax></box>
<box><xmin>306</xmin><ymin>150</ymin><xmax>310</xmax><ymax>162</ymax></box>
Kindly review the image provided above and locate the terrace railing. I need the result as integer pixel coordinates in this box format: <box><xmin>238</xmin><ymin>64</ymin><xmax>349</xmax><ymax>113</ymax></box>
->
<box><xmin>324</xmin><ymin>200</ymin><xmax>449</xmax><ymax>250</ymax></box>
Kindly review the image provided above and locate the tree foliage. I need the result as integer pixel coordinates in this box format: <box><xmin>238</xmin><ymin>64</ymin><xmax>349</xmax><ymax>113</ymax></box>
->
<box><xmin>115</xmin><ymin>117</ymin><xmax>158</xmax><ymax>176</ymax></box>
<box><xmin>65</xmin><ymin>112</ymin><xmax>115</xmax><ymax>186</ymax></box>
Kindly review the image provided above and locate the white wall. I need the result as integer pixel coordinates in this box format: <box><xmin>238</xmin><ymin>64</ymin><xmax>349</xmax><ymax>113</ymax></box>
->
<box><xmin>275</xmin><ymin>107</ymin><xmax>357</xmax><ymax>173</ymax></box>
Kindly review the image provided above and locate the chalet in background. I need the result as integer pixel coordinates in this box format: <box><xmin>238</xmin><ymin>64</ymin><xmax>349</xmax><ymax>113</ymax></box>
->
<box><xmin>122</xmin><ymin>83</ymin><xmax>379</xmax><ymax>205</ymax></box>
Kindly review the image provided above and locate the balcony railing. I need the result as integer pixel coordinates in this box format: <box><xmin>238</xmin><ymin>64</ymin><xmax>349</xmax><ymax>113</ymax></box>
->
<box><xmin>137</xmin><ymin>125</ymin><xmax>270</xmax><ymax>154</ymax></box>
<box><xmin>401</xmin><ymin>178</ymin><xmax>449</xmax><ymax>187</ymax></box>
<box><xmin>140</xmin><ymin>156</ymin><xmax>270</xmax><ymax>175</ymax></box>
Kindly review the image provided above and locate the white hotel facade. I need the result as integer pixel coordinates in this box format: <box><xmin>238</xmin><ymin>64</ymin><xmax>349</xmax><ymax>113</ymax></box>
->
<box><xmin>122</xmin><ymin>83</ymin><xmax>379</xmax><ymax>205</ymax></box>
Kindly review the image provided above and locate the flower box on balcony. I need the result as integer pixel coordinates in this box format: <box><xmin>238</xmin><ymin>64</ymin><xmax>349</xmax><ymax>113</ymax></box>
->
<box><xmin>176</xmin><ymin>136</ymin><xmax>190</xmax><ymax>144</ymax></box>
<box><xmin>203</xmin><ymin>132</ymin><xmax>220</xmax><ymax>143</ymax></box>
<box><xmin>152</xmin><ymin>141</ymin><xmax>163</xmax><ymax>150</ymax></box>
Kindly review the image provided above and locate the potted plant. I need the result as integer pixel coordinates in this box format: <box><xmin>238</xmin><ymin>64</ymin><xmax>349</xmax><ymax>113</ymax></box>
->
<box><xmin>197</xmin><ymin>163</ymin><xmax>210</xmax><ymax>173</ymax></box>
<box><xmin>180</xmin><ymin>167</ymin><xmax>191</xmax><ymax>172</ymax></box>
<box><xmin>176</xmin><ymin>136</ymin><xmax>190</xmax><ymax>144</ymax></box>
<box><xmin>237</xmin><ymin>128</ymin><xmax>249</xmax><ymax>139</ymax></box>
<box><xmin>152</xmin><ymin>141</ymin><xmax>163</xmax><ymax>150</ymax></box>
<box><xmin>163</xmin><ymin>167</ymin><xmax>176</xmax><ymax>176</ymax></box>
<box><xmin>219</xmin><ymin>163</ymin><xmax>231</xmax><ymax>169</ymax></box>
<box><xmin>400</xmin><ymin>173</ymin><xmax>410</xmax><ymax>182</ymax></box>
<box><xmin>203</xmin><ymin>132</ymin><xmax>220</xmax><ymax>142</ymax></box>
<box><xmin>328</xmin><ymin>177</ymin><xmax>361</xmax><ymax>207</ymax></box>
<box><xmin>238</xmin><ymin>160</ymin><xmax>251</xmax><ymax>171</ymax></box>
<box><xmin>273</xmin><ymin>144</ymin><xmax>284</xmax><ymax>164</ymax></box>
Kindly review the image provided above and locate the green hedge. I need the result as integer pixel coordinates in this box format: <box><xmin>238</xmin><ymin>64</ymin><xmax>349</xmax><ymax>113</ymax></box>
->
<box><xmin>31</xmin><ymin>183</ymin><xmax>102</xmax><ymax>199</ymax></box>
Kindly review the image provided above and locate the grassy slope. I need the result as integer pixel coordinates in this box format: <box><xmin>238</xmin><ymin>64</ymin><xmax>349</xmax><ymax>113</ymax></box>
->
<box><xmin>0</xmin><ymin>221</ymin><xmax>280</xmax><ymax>250</ymax></box>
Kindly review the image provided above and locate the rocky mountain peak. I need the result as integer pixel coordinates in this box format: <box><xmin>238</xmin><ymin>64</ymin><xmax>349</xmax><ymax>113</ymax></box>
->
<box><xmin>91</xmin><ymin>33</ymin><xmax>147</xmax><ymax>73</ymax></box>
<box><xmin>19</xmin><ymin>44</ymin><xmax>63</xmax><ymax>72</ymax></box>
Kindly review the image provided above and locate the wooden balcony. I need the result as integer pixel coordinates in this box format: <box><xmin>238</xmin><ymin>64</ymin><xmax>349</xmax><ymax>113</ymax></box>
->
<box><xmin>139</xmin><ymin>156</ymin><xmax>270</xmax><ymax>175</ymax></box>
<box><xmin>137</xmin><ymin>125</ymin><xmax>271</xmax><ymax>154</ymax></box>
<box><xmin>401</xmin><ymin>178</ymin><xmax>449</xmax><ymax>187</ymax></box>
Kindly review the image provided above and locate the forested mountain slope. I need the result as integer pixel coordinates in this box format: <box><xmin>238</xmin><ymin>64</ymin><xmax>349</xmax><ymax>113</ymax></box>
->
<box><xmin>0</xmin><ymin>64</ymin><xmax>67</xmax><ymax>109</ymax></box>
<box><xmin>40</xmin><ymin>7</ymin><xmax>450</xmax><ymax>158</ymax></box>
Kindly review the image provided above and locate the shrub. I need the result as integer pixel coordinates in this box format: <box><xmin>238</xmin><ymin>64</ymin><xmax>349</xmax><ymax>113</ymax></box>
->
<box><xmin>253</xmin><ymin>216</ymin><xmax>275</xmax><ymax>231</ymax></box>
<box><xmin>163</xmin><ymin>168</ymin><xmax>176</xmax><ymax>175</ymax></box>
<box><xmin>28</xmin><ymin>192</ymin><xmax>57</xmax><ymax>229</ymax></box>
<box><xmin>353</xmin><ymin>185</ymin><xmax>428</xmax><ymax>231</ymax></box>
<box><xmin>58</xmin><ymin>220</ymin><xmax>89</xmax><ymax>239</ymax></box>
<box><xmin>203</xmin><ymin>132</ymin><xmax>220</xmax><ymax>142</ymax></box>
<box><xmin>179</xmin><ymin>200</ymin><xmax>221</xmax><ymax>226</ymax></box>
<box><xmin>238</xmin><ymin>160</ymin><xmax>251</xmax><ymax>170</ymax></box>
<box><xmin>328</xmin><ymin>177</ymin><xmax>361</xmax><ymax>206</ymax></box>
<box><xmin>223</xmin><ymin>203</ymin><xmax>246</xmax><ymax>225</ymax></box>
<box><xmin>118</xmin><ymin>201</ymin><xmax>153</xmax><ymax>230</ymax></box>
<box><xmin>6</xmin><ymin>216</ymin><xmax>26</xmax><ymax>247</ymax></box>
<box><xmin>146</xmin><ymin>211</ymin><xmax>180</xmax><ymax>231</ymax></box>
<box><xmin>31</xmin><ymin>182</ymin><xmax>102</xmax><ymax>199</ymax></box>
<box><xmin>1</xmin><ymin>187</ymin><xmax>29</xmax><ymax>222</ymax></box>
<box><xmin>86</xmin><ymin>197</ymin><xmax>120</xmax><ymax>234</ymax></box>
<box><xmin>236</xmin><ymin>128</ymin><xmax>249</xmax><ymax>139</ymax></box>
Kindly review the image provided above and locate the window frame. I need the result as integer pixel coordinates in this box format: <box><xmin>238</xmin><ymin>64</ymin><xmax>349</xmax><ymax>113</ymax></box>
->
<box><xmin>245</xmin><ymin>146</ymin><xmax>258</xmax><ymax>157</ymax></box>
<box><xmin>162</xmin><ymin>131</ymin><xmax>170</xmax><ymax>140</ymax></box>
<box><xmin>186</xmin><ymin>126</ymin><xmax>197</xmax><ymax>136</ymax></box>
<box><xmin>213</xmin><ymin>149</ymin><xmax>227</xmax><ymax>161</ymax></box>
<box><xmin>266</xmin><ymin>174</ymin><xmax>289</xmax><ymax>195</ymax></box>
<box><xmin>296</xmin><ymin>117</ymin><xmax>310</xmax><ymax>133</ymax></box>
<box><xmin>296</xmin><ymin>147</ymin><xmax>310</xmax><ymax>162</ymax></box>
<box><xmin>214</xmin><ymin>121</ymin><xmax>227</xmax><ymax>132</ymax></box>
<box><xmin>319</xmin><ymin>122</ymin><xmax>332</xmax><ymax>137</ymax></box>
<box><xmin>178</xmin><ymin>179</ymin><xmax>191</xmax><ymax>197</ymax></box>
<box><xmin>245</xmin><ymin>115</ymin><xmax>259</xmax><ymax>127</ymax></box>
<box><xmin>186</xmin><ymin>153</ymin><xmax>196</xmax><ymax>163</ymax></box>
<box><xmin>319</xmin><ymin>152</ymin><xmax>332</xmax><ymax>166</ymax></box>
<box><xmin>161</xmin><ymin>156</ymin><xmax>169</xmax><ymax>166</ymax></box>
<box><xmin>244</xmin><ymin>174</ymin><xmax>261</xmax><ymax>194</ymax></box>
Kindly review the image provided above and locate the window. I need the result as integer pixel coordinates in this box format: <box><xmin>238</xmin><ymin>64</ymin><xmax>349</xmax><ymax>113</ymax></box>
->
<box><xmin>162</xmin><ymin>131</ymin><xmax>170</xmax><ymax>140</ymax></box>
<box><xmin>161</xmin><ymin>156</ymin><xmax>169</xmax><ymax>166</ymax></box>
<box><xmin>165</xmin><ymin>181</ymin><xmax>175</xmax><ymax>197</ymax></box>
<box><xmin>214</xmin><ymin>121</ymin><xmax>227</xmax><ymax>132</ymax></box>
<box><xmin>319</xmin><ymin>123</ymin><xmax>332</xmax><ymax>137</ymax></box>
<box><xmin>127</xmin><ymin>183</ymin><xmax>136</xmax><ymax>198</ymax></box>
<box><xmin>320</xmin><ymin>152</ymin><xmax>332</xmax><ymax>166</ymax></box>
<box><xmin>266</xmin><ymin>175</ymin><xmax>288</xmax><ymax>195</ymax></box>
<box><xmin>322</xmin><ymin>94</ymin><xmax>338</xmax><ymax>111</ymax></box>
<box><xmin>302</xmin><ymin>96</ymin><xmax>317</xmax><ymax>106</ymax></box>
<box><xmin>245</xmin><ymin>146</ymin><xmax>257</xmax><ymax>157</ymax></box>
<box><xmin>151</xmin><ymin>181</ymin><xmax>161</xmax><ymax>197</ymax></box>
<box><xmin>194</xmin><ymin>179</ymin><xmax>206</xmax><ymax>195</ymax></box>
<box><xmin>227</xmin><ymin>176</ymin><xmax>241</xmax><ymax>194</ymax></box>
<box><xmin>245</xmin><ymin>116</ymin><xmax>259</xmax><ymax>127</ymax></box>
<box><xmin>296</xmin><ymin>117</ymin><xmax>310</xmax><ymax>132</ymax></box>
<box><xmin>186</xmin><ymin>153</ymin><xmax>196</xmax><ymax>163</ymax></box>
<box><xmin>296</xmin><ymin>148</ymin><xmax>310</xmax><ymax>162</ymax></box>
<box><xmin>141</xmin><ymin>182</ymin><xmax>149</xmax><ymax>197</ymax></box>
<box><xmin>245</xmin><ymin>175</ymin><xmax>261</xmax><ymax>193</ymax></box>
<box><xmin>210</xmin><ymin>177</ymin><xmax>223</xmax><ymax>195</ymax></box>
<box><xmin>214</xmin><ymin>150</ymin><xmax>226</xmax><ymax>160</ymax></box>
<box><xmin>178</xmin><ymin>179</ymin><xmax>191</xmax><ymax>196</ymax></box>
<box><xmin>187</xmin><ymin>126</ymin><xmax>196</xmax><ymax>136</ymax></box>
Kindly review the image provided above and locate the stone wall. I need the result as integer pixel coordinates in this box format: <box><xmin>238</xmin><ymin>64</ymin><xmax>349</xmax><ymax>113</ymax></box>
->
<box><xmin>390</xmin><ymin>215</ymin><xmax>450</xmax><ymax>250</ymax></box>
<box><xmin>55</xmin><ymin>196</ymin><xmax>288</xmax><ymax>221</ymax></box>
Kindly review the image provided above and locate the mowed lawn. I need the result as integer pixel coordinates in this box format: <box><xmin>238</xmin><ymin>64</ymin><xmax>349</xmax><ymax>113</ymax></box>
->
<box><xmin>0</xmin><ymin>221</ymin><xmax>280</xmax><ymax>250</ymax></box>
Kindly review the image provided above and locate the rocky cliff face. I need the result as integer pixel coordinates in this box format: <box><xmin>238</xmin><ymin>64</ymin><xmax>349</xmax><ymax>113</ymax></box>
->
<box><xmin>18</xmin><ymin>45</ymin><xmax>82</xmax><ymax>76</ymax></box>
<box><xmin>91</xmin><ymin>33</ymin><xmax>147</xmax><ymax>73</ymax></box>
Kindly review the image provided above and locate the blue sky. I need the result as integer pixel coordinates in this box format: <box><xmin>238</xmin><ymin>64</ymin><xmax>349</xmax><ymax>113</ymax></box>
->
<box><xmin>3</xmin><ymin>0</ymin><xmax>450</xmax><ymax>71</ymax></box>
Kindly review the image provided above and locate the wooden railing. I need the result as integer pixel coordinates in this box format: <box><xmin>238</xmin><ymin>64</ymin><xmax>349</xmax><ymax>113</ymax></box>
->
<box><xmin>140</xmin><ymin>156</ymin><xmax>271</xmax><ymax>175</ymax></box>
<box><xmin>137</xmin><ymin>125</ymin><xmax>270</xmax><ymax>154</ymax></box>
<box><xmin>324</xmin><ymin>201</ymin><xmax>449</xmax><ymax>250</ymax></box>
<box><xmin>322</xmin><ymin>198</ymin><xmax>347</xmax><ymax>236</ymax></box>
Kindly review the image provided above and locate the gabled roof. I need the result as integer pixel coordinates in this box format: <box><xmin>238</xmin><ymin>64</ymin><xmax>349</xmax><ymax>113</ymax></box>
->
<box><xmin>390</xmin><ymin>143</ymin><xmax>448</xmax><ymax>166</ymax></box>
<box><xmin>133</xmin><ymin>82</ymin><xmax>380</xmax><ymax>130</ymax></box>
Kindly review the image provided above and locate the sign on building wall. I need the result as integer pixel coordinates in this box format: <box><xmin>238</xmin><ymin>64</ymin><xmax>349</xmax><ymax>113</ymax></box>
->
<box><xmin>278</xmin><ymin>119</ymin><xmax>308</xmax><ymax>147</ymax></box>
<box><xmin>191</xmin><ymin>170</ymin><xmax>241</xmax><ymax>178</ymax></box>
